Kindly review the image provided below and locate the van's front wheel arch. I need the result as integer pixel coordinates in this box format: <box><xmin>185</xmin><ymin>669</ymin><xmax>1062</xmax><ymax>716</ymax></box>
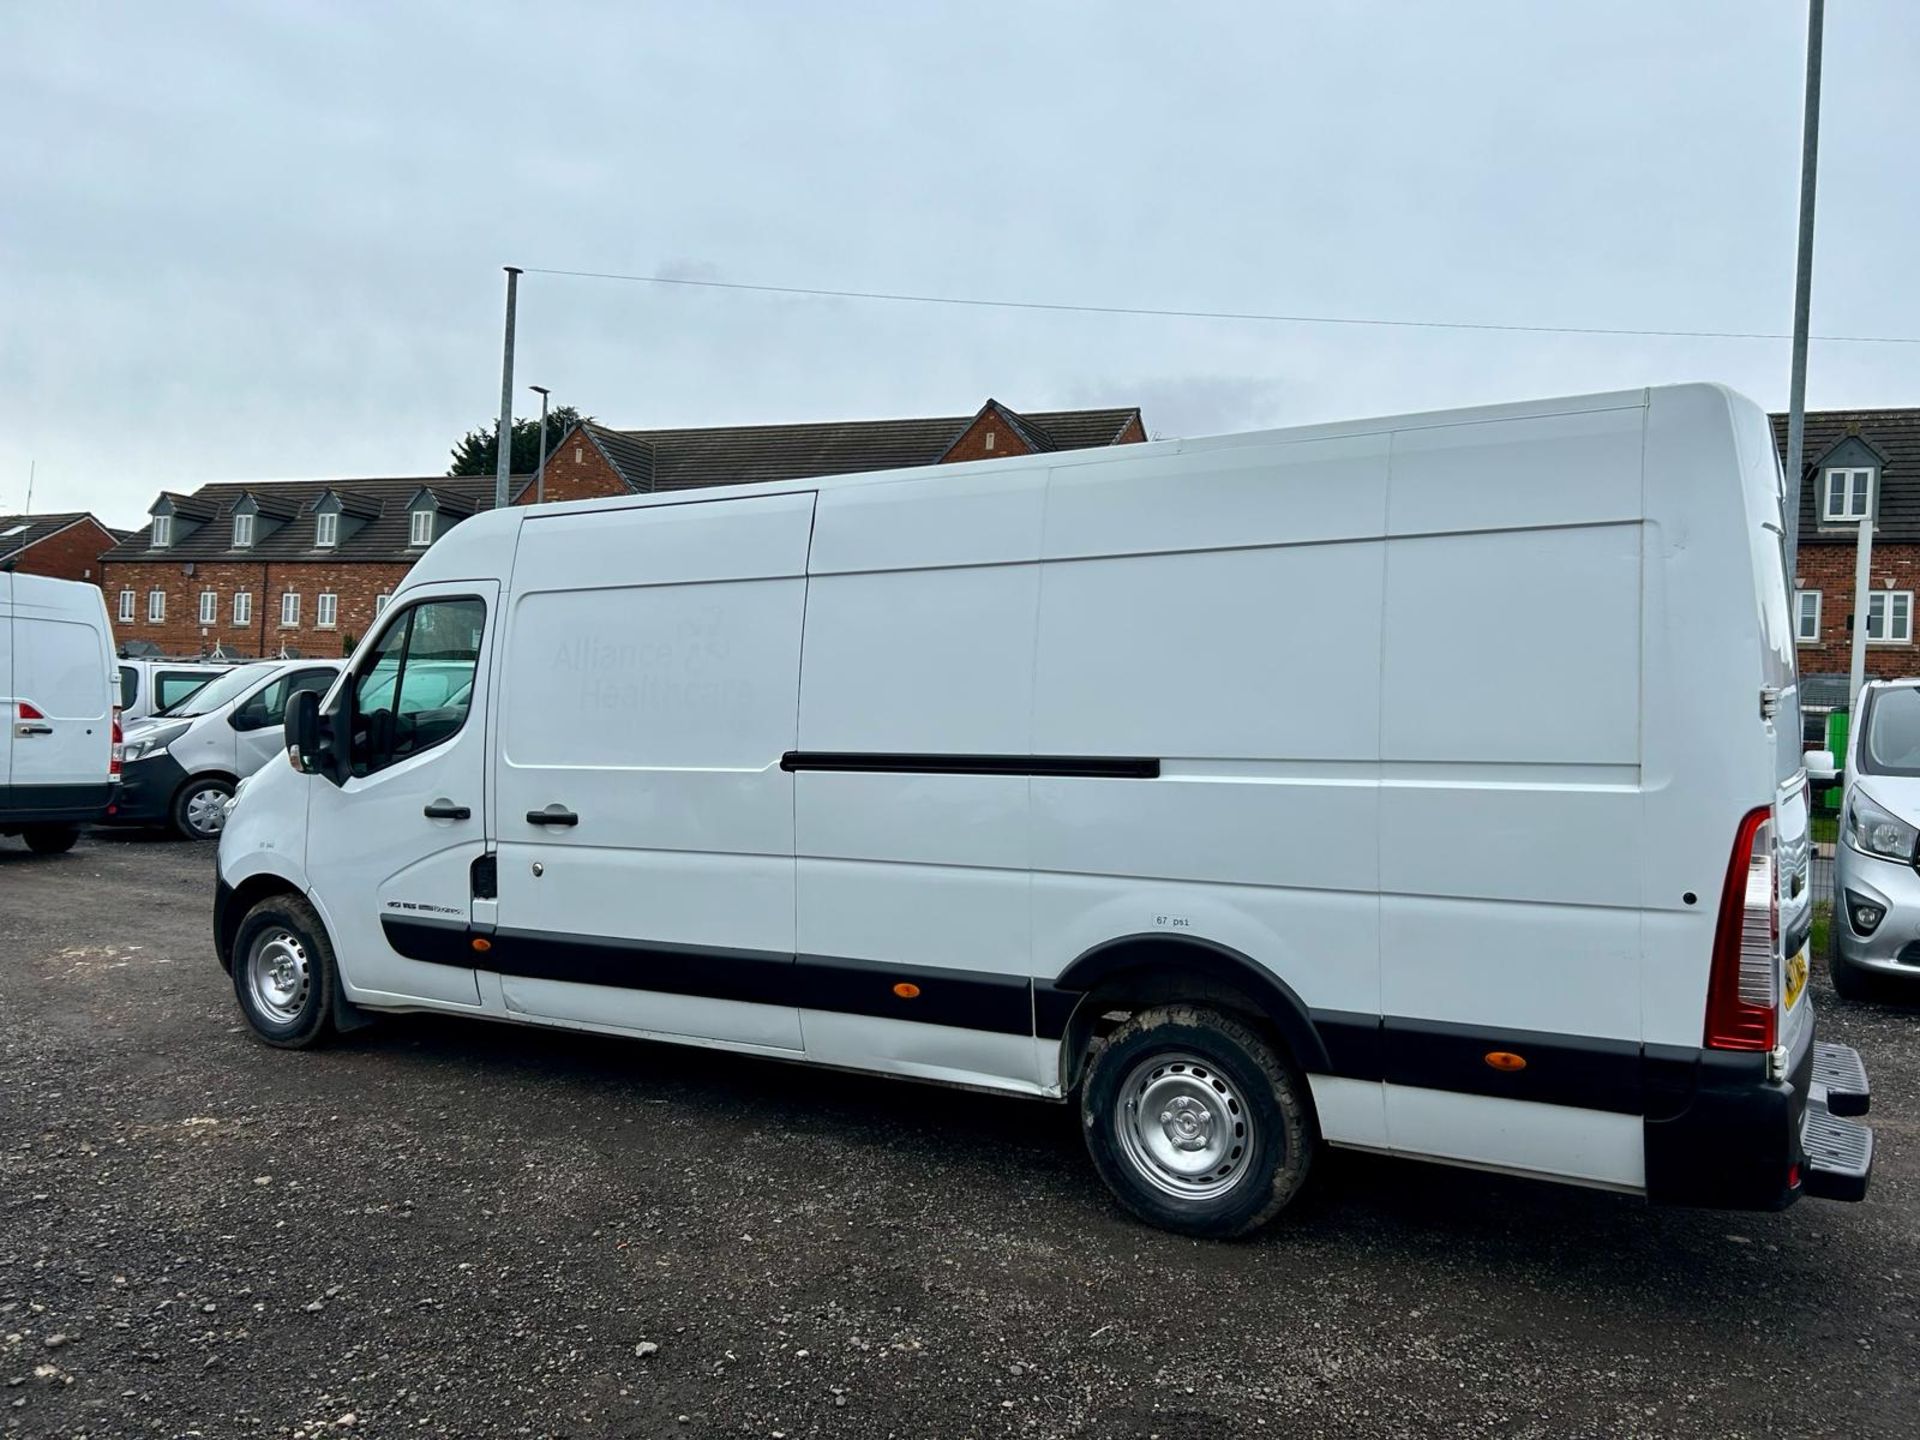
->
<box><xmin>1080</xmin><ymin>1004</ymin><xmax>1316</xmax><ymax>1238</ymax></box>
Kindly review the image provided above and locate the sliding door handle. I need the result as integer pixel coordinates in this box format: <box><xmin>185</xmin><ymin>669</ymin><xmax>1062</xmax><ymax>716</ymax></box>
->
<box><xmin>423</xmin><ymin>801</ymin><xmax>471</xmax><ymax>821</ymax></box>
<box><xmin>526</xmin><ymin>804</ymin><xmax>578</xmax><ymax>827</ymax></box>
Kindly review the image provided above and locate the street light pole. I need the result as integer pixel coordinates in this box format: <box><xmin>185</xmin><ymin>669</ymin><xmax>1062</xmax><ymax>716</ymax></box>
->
<box><xmin>530</xmin><ymin>385</ymin><xmax>551</xmax><ymax>505</ymax></box>
<box><xmin>494</xmin><ymin>267</ymin><xmax>522</xmax><ymax>513</ymax></box>
<box><xmin>1783</xmin><ymin>0</ymin><xmax>1825</xmax><ymax>578</ymax></box>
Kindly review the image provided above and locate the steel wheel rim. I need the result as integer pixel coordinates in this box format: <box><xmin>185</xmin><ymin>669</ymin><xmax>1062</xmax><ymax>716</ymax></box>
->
<box><xmin>247</xmin><ymin>929</ymin><xmax>310</xmax><ymax>1025</ymax></box>
<box><xmin>1115</xmin><ymin>1051</ymin><xmax>1255</xmax><ymax>1201</ymax></box>
<box><xmin>185</xmin><ymin>786</ymin><xmax>229</xmax><ymax>836</ymax></box>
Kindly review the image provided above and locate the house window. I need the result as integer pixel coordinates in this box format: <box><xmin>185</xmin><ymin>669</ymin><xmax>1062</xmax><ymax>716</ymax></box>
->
<box><xmin>118</xmin><ymin>589</ymin><xmax>136</xmax><ymax>623</ymax></box>
<box><xmin>1823</xmin><ymin>467</ymin><xmax>1875</xmax><ymax>523</ymax></box>
<box><xmin>374</xmin><ymin>592</ymin><xmax>391</xmax><ymax>616</ymax></box>
<box><xmin>151</xmin><ymin>515</ymin><xmax>172</xmax><ymax>549</ymax></box>
<box><xmin>316</xmin><ymin>592</ymin><xmax>338</xmax><ymax>628</ymax></box>
<box><xmin>281</xmin><ymin>591</ymin><xmax>301</xmax><ymax>627</ymax></box>
<box><xmin>409</xmin><ymin>509</ymin><xmax>435</xmax><ymax>547</ymax></box>
<box><xmin>234</xmin><ymin>591</ymin><xmax>253</xmax><ymax>626</ymax></box>
<box><xmin>233</xmin><ymin>512</ymin><xmax>255</xmax><ymax>548</ymax></box>
<box><xmin>1794</xmin><ymin>590</ymin><xmax>1821</xmax><ymax>644</ymax></box>
<box><xmin>315</xmin><ymin>512</ymin><xmax>338</xmax><ymax>548</ymax></box>
<box><xmin>1867</xmin><ymin>592</ymin><xmax>1913</xmax><ymax>645</ymax></box>
<box><xmin>198</xmin><ymin>590</ymin><xmax>218</xmax><ymax>625</ymax></box>
<box><xmin>147</xmin><ymin>589</ymin><xmax>166</xmax><ymax>623</ymax></box>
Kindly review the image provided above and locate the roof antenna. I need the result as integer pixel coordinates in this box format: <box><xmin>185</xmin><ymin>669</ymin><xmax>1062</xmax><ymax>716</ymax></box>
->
<box><xmin>23</xmin><ymin>459</ymin><xmax>34</xmax><ymax>515</ymax></box>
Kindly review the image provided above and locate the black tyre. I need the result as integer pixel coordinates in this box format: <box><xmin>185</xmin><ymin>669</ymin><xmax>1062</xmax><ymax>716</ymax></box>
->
<box><xmin>21</xmin><ymin>825</ymin><xmax>80</xmax><ymax>855</ymax></box>
<box><xmin>1829</xmin><ymin>949</ymin><xmax>1877</xmax><ymax>1003</ymax></box>
<box><xmin>170</xmin><ymin>775</ymin><xmax>234</xmax><ymax>841</ymax></box>
<box><xmin>232</xmin><ymin>893</ymin><xmax>338</xmax><ymax>1048</ymax></box>
<box><xmin>1080</xmin><ymin>1004</ymin><xmax>1316</xmax><ymax>1239</ymax></box>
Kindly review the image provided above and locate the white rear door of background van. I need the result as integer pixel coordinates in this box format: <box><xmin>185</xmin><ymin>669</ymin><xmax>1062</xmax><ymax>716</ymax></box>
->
<box><xmin>10</xmin><ymin>580</ymin><xmax>111</xmax><ymax>793</ymax></box>
<box><xmin>0</xmin><ymin>574</ymin><xmax>13</xmax><ymax>799</ymax></box>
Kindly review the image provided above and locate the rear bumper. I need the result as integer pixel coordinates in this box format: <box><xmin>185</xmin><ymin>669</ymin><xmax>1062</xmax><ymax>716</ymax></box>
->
<box><xmin>105</xmin><ymin>752</ymin><xmax>187</xmax><ymax>825</ymax></box>
<box><xmin>0</xmin><ymin>782</ymin><xmax>114</xmax><ymax>827</ymax></box>
<box><xmin>1643</xmin><ymin>1022</ymin><xmax>1872</xmax><ymax>1209</ymax></box>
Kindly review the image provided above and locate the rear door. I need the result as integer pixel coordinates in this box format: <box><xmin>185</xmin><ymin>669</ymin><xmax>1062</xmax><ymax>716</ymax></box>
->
<box><xmin>10</xmin><ymin>583</ymin><xmax>111</xmax><ymax>794</ymax></box>
<box><xmin>0</xmin><ymin>574</ymin><xmax>13</xmax><ymax>800</ymax></box>
<box><xmin>305</xmin><ymin>584</ymin><xmax>496</xmax><ymax>1007</ymax></box>
<box><xmin>491</xmin><ymin>493</ymin><xmax>814</xmax><ymax>1050</ymax></box>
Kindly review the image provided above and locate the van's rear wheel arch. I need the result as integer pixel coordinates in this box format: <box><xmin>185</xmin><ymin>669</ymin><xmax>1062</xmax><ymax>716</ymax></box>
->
<box><xmin>1051</xmin><ymin>934</ymin><xmax>1330</xmax><ymax>1098</ymax></box>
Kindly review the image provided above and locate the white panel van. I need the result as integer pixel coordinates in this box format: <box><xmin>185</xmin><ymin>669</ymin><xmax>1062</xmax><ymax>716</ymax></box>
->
<box><xmin>0</xmin><ymin>571</ymin><xmax>119</xmax><ymax>854</ymax></box>
<box><xmin>217</xmin><ymin>384</ymin><xmax>1874</xmax><ymax>1236</ymax></box>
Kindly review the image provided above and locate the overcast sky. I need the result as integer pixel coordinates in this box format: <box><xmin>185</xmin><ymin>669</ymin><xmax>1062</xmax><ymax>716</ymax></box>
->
<box><xmin>4</xmin><ymin>1</ymin><xmax>1918</xmax><ymax>526</ymax></box>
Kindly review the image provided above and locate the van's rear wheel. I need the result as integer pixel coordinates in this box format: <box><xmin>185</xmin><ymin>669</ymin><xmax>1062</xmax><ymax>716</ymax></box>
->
<box><xmin>233</xmin><ymin>894</ymin><xmax>337</xmax><ymax>1048</ymax></box>
<box><xmin>21</xmin><ymin>825</ymin><xmax>80</xmax><ymax>855</ymax></box>
<box><xmin>1080</xmin><ymin>1004</ymin><xmax>1315</xmax><ymax>1238</ymax></box>
<box><xmin>171</xmin><ymin>776</ymin><xmax>234</xmax><ymax>841</ymax></box>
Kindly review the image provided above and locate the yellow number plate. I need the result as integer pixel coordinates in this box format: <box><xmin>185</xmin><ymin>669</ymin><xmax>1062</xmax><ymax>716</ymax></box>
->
<box><xmin>1785</xmin><ymin>945</ymin><xmax>1809</xmax><ymax>1011</ymax></box>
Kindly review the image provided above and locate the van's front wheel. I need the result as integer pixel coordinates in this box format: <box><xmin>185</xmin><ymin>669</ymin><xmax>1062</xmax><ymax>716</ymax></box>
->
<box><xmin>233</xmin><ymin>894</ymin><xmax>338</xmax><ymax>1048</ymax></box>
<box><xmin>1080</xmin><ymin>1004</ymin><xmax>1315</xmax><ymax>1238</ymax></box>
<box><xmin>171</xmin><ymin>776</ymin><xmax>234</xmax><ymax>841</ymax></box>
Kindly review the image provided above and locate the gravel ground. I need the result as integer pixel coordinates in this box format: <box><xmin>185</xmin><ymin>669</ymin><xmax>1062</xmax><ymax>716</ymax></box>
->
<box><xmin>1</xmin><ymin>831</ymin><xmax>1916</xmax><ymax>1439</ymax></box>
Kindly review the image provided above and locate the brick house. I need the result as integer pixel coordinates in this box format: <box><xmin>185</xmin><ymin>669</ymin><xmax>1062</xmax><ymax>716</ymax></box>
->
<box><xmin>1773</xmin><ymin>408</ymin><xmax>1920</xmax><ymax>705</ymax></box>
<box><xmin>98</xmin><ymin>399</ymin><xmax>1145</xmax><ymax>658</ymax></box>
<box><xmin>0</xmin><ymin>512</ymin><xmax>122</xmax><ymax>591</ymax></box>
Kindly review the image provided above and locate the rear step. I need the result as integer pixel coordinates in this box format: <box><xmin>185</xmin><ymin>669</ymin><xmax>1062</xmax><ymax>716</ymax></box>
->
<box><xmin>1812</xmin><ymin>1041</ymin><xmax>1871</xmax><ymax>1118</ymax></box>
<box><xmin>1801</xmin><ymin>1095</ymin><xmax>1874</xmax><ymax>1202</ymax></box>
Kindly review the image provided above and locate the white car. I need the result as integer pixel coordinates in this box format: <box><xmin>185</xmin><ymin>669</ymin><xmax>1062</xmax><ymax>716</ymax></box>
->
<box><xmin>219</xmin><ymin>383</ymin><xmax>1873</xmax><ymax>1236</ymax></box>
<box><xmin>113</xmin><ymin>659</ymin><xmax>343</xmax><ymax>839</ymax></box>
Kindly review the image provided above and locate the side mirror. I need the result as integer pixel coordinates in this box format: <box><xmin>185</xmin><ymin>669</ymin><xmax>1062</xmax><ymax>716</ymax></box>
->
<box><xmin>1804</xmin><ymin>749</ymin><xmax>1839</xmax><ymax>783</ymax></box>
<box><xmin>287</xmin><ymin>689</ymin><xmax>325</xmax><ymax>777</ymax></box>
<box><xmin>230</xmin><ymin>697</ymin><xmax>267</xmax><ymax>732</ymax></box>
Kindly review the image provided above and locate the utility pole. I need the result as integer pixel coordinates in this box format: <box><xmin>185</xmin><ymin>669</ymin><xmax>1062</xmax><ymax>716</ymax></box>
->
<box><xmin>494</xmin><ymin>267</ymin><xmax>522</xmax><ymax>513</ymax></box>
<box><xmin>1782</xmin><ymin>0</ymin><xmax>1825</xmax><ymax>577</ymax></box>
<box><xmin>1849</xmin><ymin>518</ymin><xmax>1875</xmax><ymax>709</ymax></box>
<box><xmin>530</xmin><ymin>385</ymin><xmax>551</xmax><ymax>505</ymax></box>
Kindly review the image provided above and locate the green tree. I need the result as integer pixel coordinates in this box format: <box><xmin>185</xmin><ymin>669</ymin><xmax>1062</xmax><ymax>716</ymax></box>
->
<box><xmin>448</xmin><ymin>405</ymin><xmax>585</xmax><ymax>477</ymax></box>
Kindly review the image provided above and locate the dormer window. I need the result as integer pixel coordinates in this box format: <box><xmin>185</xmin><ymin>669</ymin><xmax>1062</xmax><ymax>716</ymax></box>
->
<box><xmin>1823</xmin><ymin>467</ymin><xmax>1875</xmax><ymax>523</ymax></box>
<box><xmin>232</xmin><ymin>512</ymin><xmax>256</xmax><ymax>548</ymax></box>
<box><xmin>315</xmin><ymin>511</ymin><xmax>338</xmax><ymax>548</ymax></box>
<box><xmin>410</xmin><ymin>508</ymin><xmax>435</xmax><ymax>547</ymax></box>
<box><xmin>151</xmin><ymin>515</ymin><xmax>173</xmax><ymax>549</ymax></box>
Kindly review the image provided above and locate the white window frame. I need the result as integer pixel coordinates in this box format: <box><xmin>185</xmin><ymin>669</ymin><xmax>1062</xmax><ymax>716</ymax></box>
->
<box><xmin>409</xmin><ymin>508</ymin><xmax>435</xmax><ymax>547</ymax></box>
<box><xmin>232</xmin><ymin>512</ymin><xmax>255</xmax><ymax>549</ymax></box>
<box><xmin>1866</xmin><ymin>591</ymin><xmax>1913</xmax><ymax>645</ymax></box>
<box><xmin>316</xmin><ymin>592</ymin><xmax>338</xmax><ymax>629</ymax></box>
<box><xmin>280</xmin><ymin>591</ymin><xmax>301</xmax><ymax>627</ymax></box>
<box><xmin>315</xmin><ymin>511</ymin><xmax>338</xmax><ymax>548</ymax></box>
<box><xmin>118</xmin><ymin>589</ymin><xmax>136</xmax><ymax>623</ymax></box>
<box><xmin>198</xmin><ymin>589</ymin><xmax>218</xmax><ymax>626</ymax></box>
<box><xmin>150</xmin><ymin>515</ymin><xmax>172</xmax><ymax>549</ymax></box>
<box><xmin>1793</xmin><ymin>590</ymin><xmax>1821</xmax><ymax>645</ymax></box>
<box><xmin>147</xmin><ymin>589</ymin><xmax>166</xmax><ymax>623</ymax></box>
<box><xmin>233</xmin><ymin>591</ymin><xmax>253</xmax><ymax>626</ymax></box>
<box><xmin>374</xmin><ymin>591</ymin><xmax>392</xmax><ymax>616</ymax></box>
<box><xmin>1822</xmin><ymin>467</ymin><xmax>1875</xmax><ymax>523</ymax></box>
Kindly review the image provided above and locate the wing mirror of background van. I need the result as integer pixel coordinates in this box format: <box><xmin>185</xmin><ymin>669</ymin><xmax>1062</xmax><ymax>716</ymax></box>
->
<box><xmin>1804</xmin><ymin>749</ymin><xmax>1839</xmax><ymax>783</ymax></box>
<box><xmin>230</xmin><ymin>696</ymin><xmax>268</xmax><ymax>732</ymax></box>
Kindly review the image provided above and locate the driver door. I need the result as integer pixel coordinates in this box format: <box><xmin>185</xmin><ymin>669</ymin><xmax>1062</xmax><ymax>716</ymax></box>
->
<box><xmin>305</xmin><ymin>583</ymin><xmax>497</xmax><ymax>1008</ymax></box>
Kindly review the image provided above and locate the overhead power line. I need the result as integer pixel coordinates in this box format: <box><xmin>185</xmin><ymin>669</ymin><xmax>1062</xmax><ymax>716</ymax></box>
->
<box><xmin>522</xmin><ymin>266</ymin><xmax>1920</xmax><ymax>346</ymax></box>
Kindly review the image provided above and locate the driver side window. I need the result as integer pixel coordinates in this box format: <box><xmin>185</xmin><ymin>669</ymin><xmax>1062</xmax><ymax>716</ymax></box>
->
<box><xmin>350</xmin><ymin>597</ymin><xmax>485</xmax><ymax>776</ymax></box>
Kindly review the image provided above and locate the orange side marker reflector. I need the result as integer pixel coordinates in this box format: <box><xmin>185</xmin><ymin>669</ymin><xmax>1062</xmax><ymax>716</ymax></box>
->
<box><xmin>1484</xmin><ymin>1051</ymin><xmax>1527</xmax><ymax>1072</ymax></box>
<box><xmin>892</xmin><ymin>982</ymin><xmax>921</xmax><ymax>999</ymax></box>
<box><xmin>471</xmin><ymin>937</ymin><xmax>492</xmax><ymax>954</ymax></box>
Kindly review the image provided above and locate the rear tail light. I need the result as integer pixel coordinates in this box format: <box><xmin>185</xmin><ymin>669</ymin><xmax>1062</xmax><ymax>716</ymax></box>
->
<box><xmin>17</xmin><ymin>701</ymin><xmax>44</xmax><ymax>721</ymax></box>
<box><xmin>110</xmin><ymin>708</ymin><xmax>124</xmax><ymax>780</ymax></box>
<box><xmin>1705</xmin><ymin>805</ymin><xmax>1779</xmax><ymax>1052</ymax></box>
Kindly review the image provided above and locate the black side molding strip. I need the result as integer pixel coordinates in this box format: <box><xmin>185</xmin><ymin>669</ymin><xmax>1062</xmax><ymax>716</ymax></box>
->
<box><xmin>780</xmin><ymin>752</ymin><xmax>1159</xmax><ymax>779</ymax></box>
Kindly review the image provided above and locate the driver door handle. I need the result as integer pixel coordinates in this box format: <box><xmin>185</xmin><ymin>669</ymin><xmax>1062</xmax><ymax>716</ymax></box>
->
<box><xmin>423</xmin><ymin>801</ymin><xmax>471</xmax><ymax>820</ymax></box>
<box><xmin>526</xmin><ymin>804</ymin><xmax>578</xmax><ymax>827</ymax></box>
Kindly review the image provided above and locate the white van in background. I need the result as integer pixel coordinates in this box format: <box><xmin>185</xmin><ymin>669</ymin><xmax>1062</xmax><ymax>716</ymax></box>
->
<box><xmin>218</xmin><ymin>383</ymin><xmax>1874</xmax><ymax>1236</ymax></box>
<box><xmin>117</xmin><ymin>657</ymin><xmax>233</xmax><ymax>722</ymax></box>
<box><xmin>0</xmin><ymin>571</ymin><xmax>119</xmax><ymax>854</ymax></box>
<box><xmin>114</xmin><ymin>659</ymin><xmax>343</xmax><ymax>839</ymax></box>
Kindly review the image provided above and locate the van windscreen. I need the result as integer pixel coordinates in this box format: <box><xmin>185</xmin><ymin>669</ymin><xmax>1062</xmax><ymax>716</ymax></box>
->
<box><xmin>1860</xmin><ymin>688</ymin><xmax>1920</xmax><ymax>776</ymax></box>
